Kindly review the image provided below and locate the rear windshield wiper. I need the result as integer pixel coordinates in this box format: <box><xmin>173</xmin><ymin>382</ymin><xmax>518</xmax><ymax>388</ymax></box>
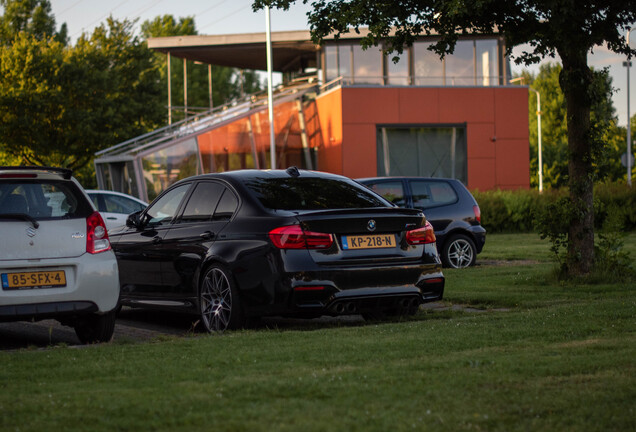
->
<box><xmin>0</xmin><ymin>213</ymin><xmax>40</xmax><ymax>229</ymax></box>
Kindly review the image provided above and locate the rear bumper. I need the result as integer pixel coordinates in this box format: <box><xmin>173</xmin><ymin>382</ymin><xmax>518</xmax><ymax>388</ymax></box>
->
<box><xmin>0</xmin><ymin>301</ymin><xmax>98</xmax><ymax>322</ymax></box>
<box><xmin>237</xmin><ymin>243</ymin><xmax>445</xmax><ymax>318</ymax></box>
<box><xmin>0</xmin><ymin>251</ymin><xmax>120</xmax><ymax>319</ymax></box>
<box><xmin>471</xmin><ymin>226</ymin><xmax>487</xmax><ymax>254</ymax></box>
<box><xmin>285</xmin><ymin>271</ymin><xmax>444</xmax><ymax>317</ymax></box>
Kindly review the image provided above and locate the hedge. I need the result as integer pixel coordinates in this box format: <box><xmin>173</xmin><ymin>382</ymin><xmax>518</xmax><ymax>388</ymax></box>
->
<box><xmin>471</xmin><ymin>182</ymin><xmax>636</xmax><ymax>233</ymax></box>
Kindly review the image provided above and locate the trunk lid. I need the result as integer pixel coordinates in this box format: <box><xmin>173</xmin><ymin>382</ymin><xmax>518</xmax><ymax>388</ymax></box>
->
<box><xmin>0</xmin><ymin>218</ymin><xmax>88</xmax><ymax>260</ymax></box>
<box><xmin>293</xmin><ymin>207</ymin><xmax>428</xmax><ymax>262</ymax></box>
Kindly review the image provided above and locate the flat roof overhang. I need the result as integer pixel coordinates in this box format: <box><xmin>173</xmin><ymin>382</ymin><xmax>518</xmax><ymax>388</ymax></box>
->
<box><xmin>147</xmin><ymin>30</ymin><xmax>320</xmax><ymax>72</ymax></box>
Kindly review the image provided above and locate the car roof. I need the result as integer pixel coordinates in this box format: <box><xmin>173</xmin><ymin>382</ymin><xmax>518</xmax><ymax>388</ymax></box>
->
<box><xmin>356</xmin><ymin>176</ymin><xmax>457</xmax><ymax>183</ymax></box>
<box><xmin>175</xmin><ymin>168</ymin><xmax>353</xmax><ymax>186</ymax></box>
<box><xmin>0</xmin><ymin>166</ymin><xmax>73</xmax><ymax>180</ymax></box>
<box><xmin>86</xmin><ymin>189</ymin><xmax>148</xmax><ymax>205</ymax></box>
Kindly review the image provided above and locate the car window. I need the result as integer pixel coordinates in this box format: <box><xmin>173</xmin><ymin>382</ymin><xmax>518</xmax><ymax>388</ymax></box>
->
<box><xmin>103</xmin><ymin>194</ymin><xmax>146</xmax><ymax>214</ymax></box>
<box><xmin>365</xmin><ymin>181</ymin><xmax>407</xmax><ymax>207</ymax></box>
<box><xmin>410</xmin><ymin>180</ymin><xmax>457</xmax><ymax>209</ymax></box>
<box><xmin>244</xmin><ymin>177</ymin><xmax>388</xmax><ymax>210</ymax></box>
<box><xmin>0</xmin><ymin>181</ymin><xmax>91</xmax><ymax>219</ymax></box>
<box><xmin>146</xmin><ymin>184</ymin><xmax>190</xmax><ymax>225</ymax></box>
<box><xmin>89</xmin><ymin>194</ymin><xmax>101</xmax><ymax>210</ymax></box>
<box><xmin>180</xmin><ymin>182</ymin><xmax>224</xmax><ymax>223</ymax></box>
<box><xmin>213</xmin><ymin>188</ymin><xmax>238</xmax><ymax>221</ymax></box>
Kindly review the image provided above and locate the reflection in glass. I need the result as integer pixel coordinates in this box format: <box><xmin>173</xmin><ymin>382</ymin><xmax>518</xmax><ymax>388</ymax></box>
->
<box><xmin>377</xmin><ymin>126</ymin><xmax>467</xmax><ymax>184</ymax></box>
<box><xmin>142</xmin><ymin>138</ymin><xmax>199</xmax><ymax>201</ymax></box>
<box><xmin>244</xmin><ymin>177</ymin><xmax>388</xmax><ymax>210</ymax></box>
<box><xmin>413</xmin><ymin>42</ymin><xmax>444</xmax><ymax>85</ymax></box>
<box><xmin>476</xmin><ymin>39</ymin><xmax>498</xmax><ymax>86</ymax></box>
<box><xmin>386</xmin><ymin>50</ymin><xmax>410</xmax><ymax>85</ymax></box>
<box><xmin>352</xmin><ymin>45</ymin><xmax>383</xmax><ymax>84</ymax></box>
<box><xmin>338</xmin><ymin>44</ymin><xmax>352</xmax><ymax>81</ymax></box>
<box><xmin>146</xmin><ymin>183</ymin><xmax>190</xmax><ymax>225</ymax></box>
<box><xmin>445</xmin><ymin>40</ymin><xmax>474</xmax><ymax>85</ymax></box>
<box><xmin>324</xmin><ymin>45</ymin><xmax>338</xmax><ymax>82</ymax></box>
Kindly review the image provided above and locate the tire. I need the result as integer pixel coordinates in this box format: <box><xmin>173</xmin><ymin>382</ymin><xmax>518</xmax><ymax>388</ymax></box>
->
<box><xmin>442</xmin><ymin>234</ymin><xmax>476</xmax><ymax>268</ymax></box>
<box><xmin>74</xmin><ymin>310</ymin><xmax>117</xmax><ymax>344</ymax></box>
<box><xmin>199</xmin><ymin>264</ymin><xmax>244</xmax><ymax>332</ymax></box>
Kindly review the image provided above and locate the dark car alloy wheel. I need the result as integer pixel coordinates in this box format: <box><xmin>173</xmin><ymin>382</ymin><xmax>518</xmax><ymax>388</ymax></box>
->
<box><xmin>199</xmin><ymin>265</ymin><xmax>243</xmax><ymax>332</ymax></box>
<box><xmin>442</xmin><ymin>234</ymin><xmax>476</xmax><ymax>269</ymax></box>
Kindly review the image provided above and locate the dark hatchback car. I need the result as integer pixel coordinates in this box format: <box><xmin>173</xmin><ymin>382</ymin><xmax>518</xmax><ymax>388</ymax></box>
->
<box><xmin>357</xmin><ymin>177</ymin><xmax>485</xmax><ymax>268</ymax></box>
<box><xmin>109</xmin><ymin>169</ymin><xmax>445</xmax><ymax>332</ymax></box>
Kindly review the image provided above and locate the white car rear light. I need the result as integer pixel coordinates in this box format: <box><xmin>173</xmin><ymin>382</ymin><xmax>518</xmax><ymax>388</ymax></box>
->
<box><xmin>86</xmin><ymin>211</ymin><xmax>111</xmax><ymax>254</ymax></box>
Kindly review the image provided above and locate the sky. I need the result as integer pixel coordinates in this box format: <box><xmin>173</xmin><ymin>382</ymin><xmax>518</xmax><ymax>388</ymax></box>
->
<box><xmin>23</xmin><ymin>1</ymin><xmax>636</xmax><ymax>128</ymax></box>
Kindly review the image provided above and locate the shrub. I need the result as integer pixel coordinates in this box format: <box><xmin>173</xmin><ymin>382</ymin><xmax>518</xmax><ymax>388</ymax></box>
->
<box><xmin>472</xmin><ymin>182</ymin><xmax>636</xmax><ymax>233</ymax></box>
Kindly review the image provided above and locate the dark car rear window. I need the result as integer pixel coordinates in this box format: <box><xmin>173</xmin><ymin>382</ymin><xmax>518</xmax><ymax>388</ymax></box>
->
<box><xmin>243</xmin><ymin>177</ymin><xmax>388</xmax><ymax>210</ymax></box>
<box><xmin>0</xmin><ymin>180</ymin><xmax>93</xmax><ymax>219</ymax></box>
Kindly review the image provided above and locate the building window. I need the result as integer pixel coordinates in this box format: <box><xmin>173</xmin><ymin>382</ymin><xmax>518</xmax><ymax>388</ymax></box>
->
<box><xmin>445</xmin><ymin>40</ymin><xmax>475</xmax><ymax>85</ymax></box>
<box><xmin>352</xmin><ymin>44</ymin><xmax>383</xmax><ymax>84</ymax></box>
<box><xmin>325</xmin><ymin>38</ymin><xmax>502</xmax><ymax>87</ymax></box>
<box><xmin>386</xmin><ymin>48</ymin><xmax>410</xmax><ymax>85</ymax></box>
<box><xmin>324</xmin><ymin>45</ymin><xmax>338</xmax><ymax>82</ymax></box>
<box><xmin>377</xmin><ymin>126</ymin><xmax>467</xmax><ymax>184</ymax></box>
<box><xmin>476</xmin><ymin>39</ymin><xmax>498</xmax><ymax>86</ymax></box>
<box><xmin>338</xmin><ymin>44</ymin><xmax>352</xmax><ymax>81</ymax></box>
<box><xmin>413</xmin><ymin>42</ymin><xmax>444</xmax><ymax>85</ymax></box>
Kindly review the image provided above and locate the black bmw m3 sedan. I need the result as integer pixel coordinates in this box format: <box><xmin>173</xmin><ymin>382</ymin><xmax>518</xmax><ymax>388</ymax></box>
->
<box><xmin>109</xmin><ymin>168</ymin><xmax>445</xmax><ymax>332</ymax></box>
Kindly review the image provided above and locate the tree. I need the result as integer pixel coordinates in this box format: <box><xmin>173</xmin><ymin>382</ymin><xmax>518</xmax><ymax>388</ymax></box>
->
<box><xmin>0</xmin><ymin>0</ymin><xmax>67</xmax><ymax>45</ymax></box>
<box><xmin>141</xmin><ymin>15</ymin><xmax>263</xmax><ymax>123</ymax></box>
<box><xmin>520</xmin><ymin>63</ymin><xmax>619</xmax><ymax>189</ymax></box>
<box><xmin>0</xmin><ymin>18</ymin><xmax>163</xmax><ymax>186</ymax></box>
<box><xmin>254</xmin><ymin>0</ymin><xmax>636</xmax><ymax>277</ymax></box>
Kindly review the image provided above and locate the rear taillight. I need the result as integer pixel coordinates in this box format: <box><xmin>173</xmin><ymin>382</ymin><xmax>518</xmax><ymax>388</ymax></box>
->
<box><xmin>406</xmin><ymin>221</ymin><xmax>436</xmax><ymax>245</ymax></box>
<box><xmin>473</xmin><ymin>205</ymin><xmax>481</xmax><ymax>223</ymax></box>
<box><xmin>86</xmin><ymin>211</ymin><xmax>111</xmax><ymax>254</ymax></box>
<box><xmin>269</xmin><ymin>225</ymin><xmax>334</xmax><ymax>249</ymax></box>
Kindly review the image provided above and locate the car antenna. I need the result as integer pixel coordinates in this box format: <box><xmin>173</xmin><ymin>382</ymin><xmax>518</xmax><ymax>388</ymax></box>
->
<box><xmin>286</xmin><ymin>166</ymin><xmax>300</xmax><ymax>177</ymax></box>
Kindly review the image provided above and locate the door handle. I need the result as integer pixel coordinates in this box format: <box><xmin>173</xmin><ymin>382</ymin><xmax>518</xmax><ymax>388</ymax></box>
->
<box><xmin>200</xmin><ymin>231</ymin><xmax>215</xmax><ymax>240</ymax></box>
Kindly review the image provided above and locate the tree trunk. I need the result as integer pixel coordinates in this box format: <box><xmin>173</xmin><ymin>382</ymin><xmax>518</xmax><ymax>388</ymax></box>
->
<box><xmin>559</xmin><ymin>52</ymin><xmax>594</xmax><ymax>276</ymax></box>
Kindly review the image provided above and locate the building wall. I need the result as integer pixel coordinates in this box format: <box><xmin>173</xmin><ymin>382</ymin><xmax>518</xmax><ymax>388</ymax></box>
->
<box><xmin>312</xmin><ymin>86</ymin><xmax>530</xmax><ymax>190</ymax></box>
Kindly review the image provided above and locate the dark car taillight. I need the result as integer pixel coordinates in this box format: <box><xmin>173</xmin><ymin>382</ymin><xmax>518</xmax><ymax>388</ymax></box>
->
<box><xmin>406</xmin><ymin>221</ymin><xmax>436</xmax><ymax>245</ymax></box>
<box><xmin>473</xmin><ymin>205</ymin><xmax>481</xmax><ymax>223</ymax></box>
<box><xmin>86</xmin><ymin>211</ymin><xmax>111</xmax><ymax>254</ymax></box>
<box><xmin>269</xmin><ymin>225</ymin><xmax>334</xmax><ymax>249</ymax></box>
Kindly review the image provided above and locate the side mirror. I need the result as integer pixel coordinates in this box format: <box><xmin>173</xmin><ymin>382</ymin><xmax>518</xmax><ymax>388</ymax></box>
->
<box><xmin>126</xmin><ymin>211</ymin><xmax>143</xmax><ymax>228</ymax></box>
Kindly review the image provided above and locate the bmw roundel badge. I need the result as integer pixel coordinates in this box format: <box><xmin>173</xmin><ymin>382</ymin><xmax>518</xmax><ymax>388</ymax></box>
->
<box><xmin>367</xmin><ymin>219</ymin><xmax>377</xmax><ymax>232</ymax></box>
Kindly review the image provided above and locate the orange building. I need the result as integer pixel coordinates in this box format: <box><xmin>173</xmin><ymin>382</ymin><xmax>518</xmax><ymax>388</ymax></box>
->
<box><xmin>95</xmin><ymin>30</ymin><xmax>529</xmax><ymax>202</ymax></box>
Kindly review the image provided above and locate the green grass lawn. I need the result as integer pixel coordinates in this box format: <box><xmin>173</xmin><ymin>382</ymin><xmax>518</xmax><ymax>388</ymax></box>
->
<box><xmin>1</xmin><ymin>233</ymin><xmax>635</xmax><ymax>431</ymax></box>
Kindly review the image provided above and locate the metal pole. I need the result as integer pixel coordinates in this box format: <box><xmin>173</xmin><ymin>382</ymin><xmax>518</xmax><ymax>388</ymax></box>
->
<box><xmin>536</xmin><ymin>89</ymin><xmax>543</xmax><ymax>192</ymax></box>
<box><xmin>208</xmin><ymin>64</ymin><xmax>213</xmax><ymax>110</ymax></box>
<box><xmin>627</xmin><ymin>29</ymin><xmax>632</xmax><ymax>187</ymax></box>
<box><xmin>183</xmin><ymin>58</ymin><xmax>188</xmax><ymax>120</ymax></box>
<box><xmin>167</xmin><ymin>53</ymin><xmax>172</xmax><ymax>125</ymax></box>
<box><xmin>266</xmin><ymin>6</ymin><xmax>276</xmax><ymax>169</ymax></box>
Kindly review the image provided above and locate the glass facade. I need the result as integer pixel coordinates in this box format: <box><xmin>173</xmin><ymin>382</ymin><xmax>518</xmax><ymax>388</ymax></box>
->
<box><xmin>352</xmin><ymin>45</ymin><xmax>383</xmax><ymax>84</ymax></box>
<box><xmin>377</xmin><ymin>126</ymin><xmax>467</xmax><ymax>184</ymax></box>
<box><xmin>476</xmin><ymin>39</ymin><xmax>498</xmax><ymax>86</ymax></box>
<box><xmin>141</xmin><ymin>138</ymin><xmax>200</xmax><ymax>201</ymax></box>
<box><xmin>386</xmin><ymin>50</ymin><xmax>410</xmax><ymax>85</ymax></box>
<box><xmin>326</xmin><ymin>37</ymin><xmax>503</xmax><ymax>87</ymax></box>
<box><xmin>445</xmin><ymin>40</ymin><xmax>474</xmax><ymax>85</ymax></box>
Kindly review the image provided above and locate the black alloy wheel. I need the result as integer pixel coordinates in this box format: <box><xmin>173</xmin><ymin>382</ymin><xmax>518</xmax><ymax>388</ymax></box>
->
<box><xmin>199</xmin><ymin>264</ymin><xmax>243</xmax><ymax>332</ymax></box>
<box><xmin>442</xmin><ymin>234</ymin><xmax>477</xmax><ymax>268</ymax></box>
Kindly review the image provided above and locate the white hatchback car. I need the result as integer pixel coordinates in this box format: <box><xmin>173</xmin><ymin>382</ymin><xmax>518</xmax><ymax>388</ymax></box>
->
<box><xmin>0</xmin><ymin>166</ymin><xmax>119</xmax><ymax>343</ymax></box>
<box><xmin>86</xmin><ymin>190</ymin><xmax>147</xmax><ymax>231</ymax></box>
